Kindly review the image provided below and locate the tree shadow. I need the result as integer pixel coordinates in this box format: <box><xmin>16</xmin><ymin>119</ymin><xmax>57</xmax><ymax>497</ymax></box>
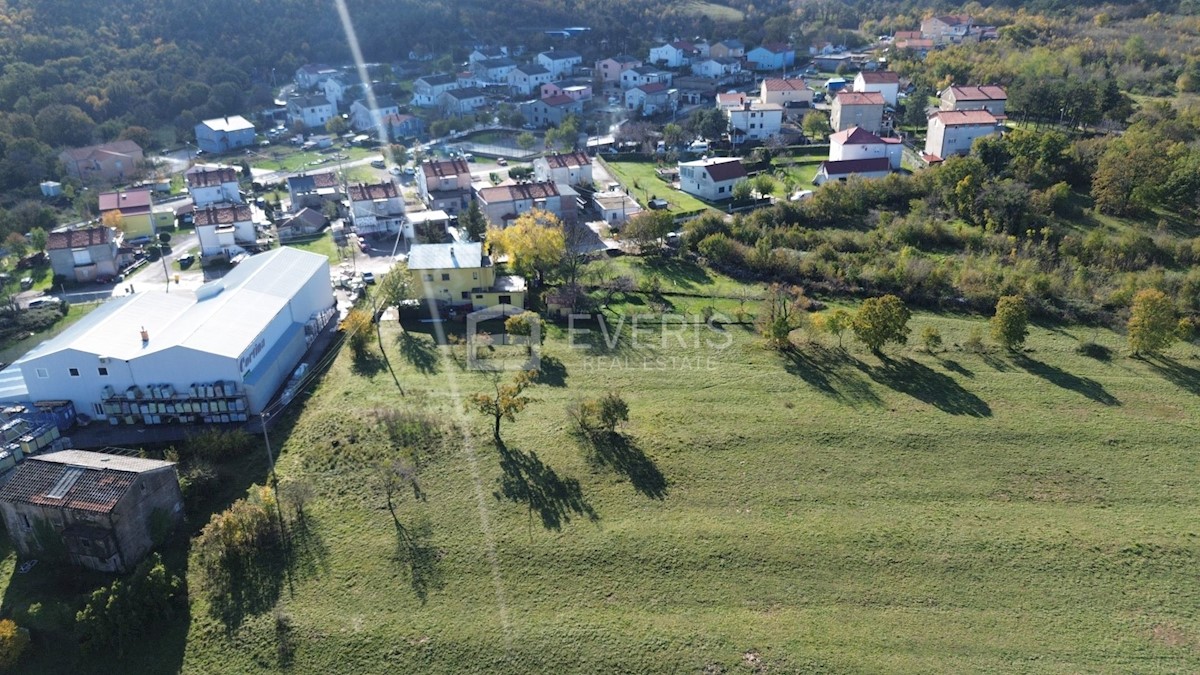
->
<box><xmin>350</xmin><ymin>350</ymin><xmax>386</xmax><ymax>377</ymax></box>
<box><xmin>978</xmin><ymin>351</ymin><xmax>1012</xmax><ymax>372</ymax></box>
<box><xmin>393</xmin><ymin>517</ymin><xmax>443</xmax><ymax>605</ymax></box>
<box><xmin>583</xmin><ymin>431</ymin><xmax>667</xmax><ymax>499</ymax></box>
<box><xmin>1146</xmin><ymin>355</ymin><xmax>1200</xmax><ymax>396</ymax></box>
<box><xmin>937</xmin><ymin>357</ymin><xmax>974</xmax><ymax>379</ymax></box>
<box><xmin>1011</xmin><ymin>354</ymin><xmax>1120</xmax><ymax>406</ymax></box>
<box><xmin>208</xmin><ymin>540</ymin><xmax>288</xmax><ymax>632</ymax></box>
<box><xmin>398</xmin><ymin>331</ymin><xmax>440</xmax><ymax>375</ymax></box>
<box><xmin>493</xmin><ymin>441</ymin><xmax>598</xmax><ymax>531</ymax></box>
<box><xmin>643</xmin><ymin>256</ymin><xmax>712</xmax><ymax>289</ymax></box>
<box><xmin>287</xmin><ymin>512</ymin><xmax>331</xmax><ymax>581</ymax></box>
<box><xmin>782</xmin><ymin>345</ymin><xmax>882</xmax><ymax>407</ymax></box>
<box><xmin>859</xmin><ymin>355</ymin><xmax>992</xmax><ymax>417</ymax></box>
<box><xmin>533</xmin><ymin>354</ymin><xmax>568</xmax><ymax>387</ymax></box>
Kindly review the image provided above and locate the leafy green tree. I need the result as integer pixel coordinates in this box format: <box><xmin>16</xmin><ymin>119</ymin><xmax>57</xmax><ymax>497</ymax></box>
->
<box><xmin>544</xmin><ymin>115</ymin><xmax>580</xmax><ymax>151</ymax></box>
<box><xmin>486</xmin><ymin>209</ymin><xmax>566</xmax><ymax>285</ymax></box>
<box><xmin>516</xmin><ymin>132</ymin><xmax>536</xmax><ymax>150</ymax></box>
<box><xmin>5</xmin><ymin>233</ymin><xmax>28</xmax><ymax>260</ymax></box>
<box><xmin>757</xmin><ymin>283</ymin><xmax>807</xmax><ymax>350</ymax></box>
<box><xmin>991</xmin><ymin>295</ymin><xmax>1029</xmax><ymax>350</ymax></box>
<box><xmin>852</xmin><ymin>295</ymin><xmax>911</xmax><ymax>353</ymax></box>
<box><xmin>343</xmin><ymin>306</ymin><xmax>378</xmax><ymax>360</ymax></box>
<box><xmin>662</xmin><ymin>123</ymin><xmax>685</xmax><ymax>149</ymax></box>
<box><xmin>732</xmin><ymin>180</ymin><xmax>753</xmax><ymax>202</ymax></box>
<box><xmin>459</xmin><ymin>199</ymin><xmax>488</xmax><ymax>242</ymax></box>
<box><xmin>568</xmin><ymin>391</ymin><xmax>629</xmax><ymax>436</ymax></box>
<box><xmin>30</xmin><ymin>227</ymin><xmax>47</xmax><ymax>253</ymax></box>
<box><xmin>752</xmin><ymin>174</ymin><xmax>776</xmax><ymax>199</ymax></box>
<box><xmin>824</xmin><ymin>308</ymin><xmax>852</xmax><ymax>349</ymax></box>
<box><xmin>388</xmin><ymin>144</ymin><xmax>409</xmax><ymax>166</ymax></box>
<box><xmin>466</xmin><ymin>370</ymin><xmax>537</xmax><ymax>441</ymax></box>
<box><xmin>1128</xmin><ymin>288</ymin><xmax>1176</xmax><ymax>356</ymax></box>
<box><xmin>324</xmin><ymin>116</ymin><xmax>349</xmax><ymax>135</ymax></box>
<box><xmin>375</xmin><ymin>264</ymin><xmax>414</xmax><ymax>319</ymax></box>
<box><xmin>802</xmin><ymin>110</ymin><xmax>829</xmax><ymax>142</ymax></box>
<box><xmin>685</xmin><ymin>108</ymin><xmax>728</xmax><ymax>142</ymax></box>
<box><xmin>921</xmin><ymin>325</ymin><xmax>943</xmax><ymax>352</ymax></box>
<box><xmin>621</xmin><ymin>210</ymin><xmax>674</xmax><ymax>254</ymax></box>
<box><xmin>504</xmin><ymin>311</ymin><xmax>544</xmax><ymax>354</ymax></box>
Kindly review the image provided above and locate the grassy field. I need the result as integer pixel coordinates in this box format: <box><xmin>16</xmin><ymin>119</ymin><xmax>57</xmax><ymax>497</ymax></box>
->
<box><xmin>5</xmin><ymin>256</ymin><xmax>1200</xmax><ymax>673</ymax></box>
<box><xmin>603</xmin><ymin>160</ymin><xmax>715</xmax><ymax>214</ymax></box>
<box><xmin>247</xmin><ymin>146</ymin><xmax>378</xmax><ymax>173</ymax></box>
<box><xmin>676</xmin><ymin>0</ymin><xmax>744</xmax><ymax>22</ymax></box>
<box><xmin>283</xmin><ymin>232</ymin><xmax>345</xmax><ymax>264</ymax></box>
<box><xmin>0</xmin><ymin>303</ymin><xmax>97</xmax><ymax>364</ymax></box>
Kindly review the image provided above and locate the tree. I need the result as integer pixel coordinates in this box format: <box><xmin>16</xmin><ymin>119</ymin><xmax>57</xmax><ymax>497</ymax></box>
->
<box><xmin>0</xmin><ymin>619</ymin><xmax>29</xmax><ymax>670</ymax></box>
<box><xmin>459</xmin><ymin>199</ymin><xmax>488</xmax><ymax>242</ymax></box>
<box><xmin>757</xmin><ymin>283</ymin><xmax>808</xmax><ymax>350</ymax></box>
<box><xmin>901</xmin><ymin>89</ymin><xmax>931</xmax><ymax>128</ymax></box>
<box><xmin>486</xmin><ymin>209</ymin><xmax>566</xmax><ymax>285</ymax></box>
<box><xmin>685</xmin><ymin>108</ymin><xmax>728</xmax><ymax>142</ymax></box>
<box><xmin>504</xmin><ymin>311</ymin><xmax>544</xmax><ymax>354</ymax></box>
<box><xmin>376</xmin><ymin>459</ymin><xmax>421</xmax><ymax>528</ymax></box>
<box><xmin>101</xmin><ymin>209</ymin><xmax>124</xmax><ymax>232</ymax></box>
<box><xmin>732</xmin><ymin>180</ymin><xmax>753</xmax><ymax>202</ymax></box>
<box><xmin>921</xmin><ymin>325</ymin><xmax>943</xmax><ymax>352</ymax></box>
<box><xmin>568</xmin><ymin>391</ymin><xmax>629</xmax><ymax>436</ymax></box>
<box><xmin>991</xmin><ymin>295</ymin><xmax>1029</xmax><ymax>350</ymax></box>
<box><xmin>466</xmin><ymin>370</ymin><xmax>537</xmax><ymax>441</ymax></box>
<box><xmin>4</xmin><ymin>233</ymin><xmax>27</xmax><ymax>260</ymax></box>
<box><xmin>388</xmin><ymin>144</ymin><xmax>409</xmax><ymax>166</ymax></box>
<box><xmin>35</xmin><ymin>104</ymin><xmax>96</xmax><ymax>147</ymax></box>
<box><xmin>375</xmin><ymin>264</ymin><xmax>414</xmax><ymax>320</ymax></box>
<box><xmin>621</xmin><ymin>210</ymin><xmax>674</xmax><ymax>254</ymax></box>
<box><xmin>752</xmin><ymin>174</ymin><xmax>776</xmax><ymax>199</ymax></box>
<box><xmin>343</xmin><ymin>307</ymin><xmax>377</xmax><ymax>360</ymax></box>
<box><xmin>662</xmin><ymin>123</ymin><xmax>685</xmax><ymax>149</ymax></box>
<box><xmin>802</xmin><ymin>110</ymin><xmax>829</xmax><ymax>142</ymax></box>
<box><xmin>119</xmin><ymin>125</ymin><xmax>154</xmax><ymax>150</ymax></box>
<box><xmin>852</xmin><ymin>295</ymin><xmax>911</xmax><ymax>352</ymax></box>
<box><xmin>1128</xmin><ymin>288</ymin><xmax>1176</xmax><ymax>356</ymax></box>
<box><xmin>325</xmin><ymin>116</ymin><xmax>349</xmax><ymax>135</ymax></box>
<box><xmin>544</xmin><ymin>115</ymin><xmax>580</xmax><ymax>151</ymax></box>
<box><xmin>516</xmin><ymin>132</ymin><xmax>536</xmax><ymax>150</ymax></box>
<box><xmin>29</xmin><ymin>227</ymin><xmax>47</xmax><ymax>252</ymax></box>
<box><xmin>824</xmin><ymin>308</ymin><xmax>852</xmax><ymax>349</ymax></box>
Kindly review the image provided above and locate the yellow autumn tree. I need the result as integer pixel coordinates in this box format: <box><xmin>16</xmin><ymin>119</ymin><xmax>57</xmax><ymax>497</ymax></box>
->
<box><xmin>486</xmin><ymin>209</ymin><xmax>566</xmax><ymax>285</ymax></box>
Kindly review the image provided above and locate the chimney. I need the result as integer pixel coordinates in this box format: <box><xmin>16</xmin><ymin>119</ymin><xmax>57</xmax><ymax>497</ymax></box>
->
<box><xmin>140</xmin><ymin>326</ymin><xmax>149</xmax><ymax>343</ymax></box>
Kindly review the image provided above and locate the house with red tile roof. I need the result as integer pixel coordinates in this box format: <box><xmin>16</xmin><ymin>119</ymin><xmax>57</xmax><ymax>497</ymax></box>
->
<box><xmin>831</xmin><ymin>91</ymin><xmax>887</xmax><ymax>133</ymax></box>
<box><xmin>924</xmin><ymin>109</ymin><xmax>1000</xmax><ymax>161</ymax></box>
<box><xmin>678</xmin><ymin>157</ymin><xmax>747</xmax><ymax>201</ymax></box>
<box><xmin>940</xmin><ymin>85</ymin><xmax>1008</xmax><ymax>118</ymax></box>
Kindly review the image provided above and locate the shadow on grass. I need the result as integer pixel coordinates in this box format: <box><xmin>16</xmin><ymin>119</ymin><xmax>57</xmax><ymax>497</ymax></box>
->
<box><xmin>782</xmin><ymin>345</ymin><xmax>882</xmax><ymax>407</ymax></box>
<box><xmin>582</xmin><ymin>431</ymin><xmax>667</xmax><ymax>499</ymax></box>
<box><xmin>494</xmin><ymin>440</ymin><xmax>597</xmax><ymax>531</ymax></box>
<box><xmin>350</xmin><ymin>350</ymin><xmax>386</xmax><ymax>377</ymax></box>
<box><xmin>208</xmin><ymin>540</ymin><xmax>288</xmax><ymax>632</ymax></box>
<box><xmin>288</xmin><ymin>512</ymin><xmax>331</xmax><ymax>581</ymax></box>
<box><xmin>1146</xmin><ymin>355</ymin><xmax>1200</xmax><ymax>396</ymax></box>
<box><xmin>533</xmin><ymin>354</ymin><xmax>568</xmax><ymax>387</ymax></box>
<box><xmin>393</xmin><ymin>517</ymin><xmax>443</xmax><ymax>605</ymax></box>
<box><xmin>979</xmin><ymin>352</ymin><xmax>1013</xmax><ymax>372</ymax></box>
<box><xmin>937</xmin><ymin>357</ymin><xmax>974</xmax><ymax>379</ymax></box>
<box><xmin>1012</xmin><ymin>353</ymin><xmax>1120</xmax><ymax>406</ymax></box>
<box><xmin>859</xmin><ymin>354</ymin><xmax>992</xmax><ymax>417</ymax></box>
<box><xmin>398</xmin><ymin>331</ymin><xmax>440</xmax><ymax>374</ymax></box>
<box><xmin>642</xmin><ymin>256</ymin><xmax>713</xmax><ymax>290</ymax></box>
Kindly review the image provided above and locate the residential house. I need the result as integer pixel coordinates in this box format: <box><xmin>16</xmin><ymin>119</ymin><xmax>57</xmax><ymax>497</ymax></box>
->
<box><xmin>473</xmin><ymin>57</ymin><xmax>518</xmax><ymax>84</ymax></box>
<box><xmin>811</xmin><ymin>54</ymin><xmax>852</xmax><ymax>71</ymax></box>
<box><xmin>709</xmin><ymin>39</ymin><xmax>746</xmax><ymax>59</ymax></box>
<box><xmin>469</xmin><ymin>46</ymin><xmax>507</xmax><ymax>65</ymax></box>
<box><xmin>275</xmin><ymin>208</ymin><xmax>327</xmax><ymax>242</ymax></box>
<box><xmin>322</xmin><ymin>75</ymin><xmax>357</xmax><ymax>109</ymax></box>
<box><xmin>349</xmin><ymin>97</ymin><xmax>400</xmax><ymax>133</ymax></box>
<box><xmin>716</xmin><ymin>92</ymin><xmax>751</xmax><ymax>110</ymax></box>
<box><xmin>940</xmin><ymin>85</ymin><xmax>1007</xmax><ymax>118</ymax></box>
<box><xmin>440</xmin><ymin>87</ymin><xmax>489</xmax><ymax>116</ymax></box>
<box><xmin>691</xmin><ymin>57</ymin><xmax>742</xmax><ymax>79</ymax></box>
<box><xmin>678</xmin><ymin>157</ymin><xmax>747</xmax><ymax>201</ymax></box>
<box><xmin>287</xmin><ymin>95</ymin><xmax>337</xmax><ymax>130</ymax></box>
<box><xmin>522</xmin><ymin>95</ymin><xmax>584</xmax><ymax>128</ymax></box>
<box><xmin>295</xmin><ymin>64</ymin><xmax>339</xmax><ymax>89</ymax></box>
<box><xmin>507</xmin><ymin>64</ymin><xmax>554</xmax><ymax>96</ymax></box>
<box><xmin>286</xmin><ymin>172</ymin><xmax>342</xmax><ymax>211</ymax></box>
<box><xmin>595</xmin><ymin>55</ymin><xmax>642</xmax><ymax>86</ymax></box>
<box><xmin>828</xmin><ymin>126</ymin><xmax>902</xmax><ymax>169</ymax></box>
<box><xmin>98</xmin><ymin>188</ymin><xmax>155</xmax><ymax>239</ymax></box>
<box><xmin>46</xmin><ymin>227</ymin><xmax>122</xmax><ymax>283</ymax></box>
<box><xmin>186</xmin><ymin>166</ymin><xmax>242</xmax><ymax>208</ymax></box>
<box><xmin>894</xmin><ymin>30</ymin><xmax>922</xmax><ymax>40</ymax></box>
<box><xmin>813</xmin><ymin>158</ymin><xmax>892</xmax><ymax>185</ymax></box>
<box><xmin>894</xmin><ymin>37</ymin><xmax>934</xmax><ymax>58</ymax></box>
<box><xmin>692</xmin><ymin>40</ymin><xmax>712</xmax><ymax>59</ymax></box>
<box><xmin>921</xmin><ymin>15</ymin><xmax>973</xmax><ymax>43</ymax></box>
<box><xmin>417</xmin><ymin>158</ymin><xmax>473</xmax><ymax>214</ymax></box>
<box><xmin>831</xmin><ymin>91</ymin><xmax>886</xmax><ymax>133</ymax></box>
<box><xmin>194</xmin><ymin>204</ymin><xmax>257</xmax><ymax>258</ymax></box>
<box><xmin>648</xmin><ymin>42</ymin><xmax>691</xmax><ymax>69</ymax></box>
<box><xmin>195</xmin><ymin>116</ymin><xmax>256</xmax><ymax>154</ymax></box>
<box><xmin>413</xmin><ymin>73</ymin><xmax>460</xmax><ymax>107</ymax></box>
<box><xmin>347</xmin><ymin>181</ymin><xmax>405</xmax><ymax>236</ymax></box>
<box><xmin>59</xmin><ymin>141</ymin><xmax>144</xmax><ymax>184</ymax></box>
<box><xmin>924</xmin><ymin>109</ymin><xmax>999</xmax><ymax>161</ymax></box>
<box><xmin>537</xmin><ymin>50</ymin><xmax>582</xmax><ymax>78</ymax></box>
<box><xmin>621</xmin><ymin>66</ymin><xmax>673</xmax><ymax>90</ymax></box>
<box><xmin>726</xmin><ymin>100</ymin><xmax>784</xmax><ymax>141</ymax></box>
<box><xmin>541</xmin><ymin>81</ymin><xmax>593</xmax><ymax>102</ymax></box>
<box><xmin>593</xmin><ymin>190</ymin><xmax>643</xmax><ymax>226</ymax></box>
<box><xmin>408</xmin><ymin>242</ymin><xmax>525</xmax><ymax>310</ymax></box>
<box><xmin>760</xmin><ymin>78</ymin><xmax>813</xmax><ymax>108</ymax></box>
<box><xmin>746</xmin><ymin>43</ymin><xmax>796</xmax><ymax>71</ymax></box>
<box><xmin>0</xmin><ymin>450</ymin><xmax>183</xmax><ymax>573</ymax></box>
<box><xmin>382</xmin><ymin>113</ymin><xmax>425</xmax><ymax>141</ymax></box>
<box><xmin>533</xmin><ymin>152</ymin><xmax>593</xmax><ymax>186</ymax></box>
<box><xmin>476</xmin><ymin>182</ymin><xmax>574</xmax><ymax>225</ymax></box>
<box><xmin>853</xmin><ymin>71</ymin><xmax>901</xmax><ymax>106</ymax></box>
<box><xmin>625</xmin><ymin>83</ymin><xmax>678</xmax><ymax>116</ymax></box>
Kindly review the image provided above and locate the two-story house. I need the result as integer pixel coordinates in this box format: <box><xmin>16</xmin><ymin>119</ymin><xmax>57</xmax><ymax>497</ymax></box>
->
<box><xmin>537</xmin><ymin>50</ymin><xmax>583</xmax><ymax>79</ymax></box>
<box><xmin>469</xmin><ymin>46</ymin><xmax>507</xmax><ymax>65</ymax></box>
<box><xmin>195</xmin><ymin>116</ymin><xmax>255</xmax><ymax>154</ymax></box>
<box><xmin>621</xmin><ymin>66</ymin><xmax>673</xmax><ymax>90</ymax></box>
<box><xmin>830</xmin><ymin>91</ymin><xmax>886</xmax><ymax>133</ymax></box>
<box><xmin>349</xmin><ymin>97</ymin><xmax>400</xmax><ymax>134</ymax></box>
<box><xmin>295</xmin><ymin>64</ymin><xmax>339</xmax><ymax>90</ymax></box>
<box><xmin>59</xmin><ymin>141</ymin><xmax>144</xmax><ymax>184</ymax></box>
<box><xmin>709</xmin><ymin>39</ymin><xmax>746</xmax><ymax>59</ymax></box>
<box><xmin>829</xmin><ymin>126</ymin><xmax>902</xmax><ymax>169</ymax></box>
<box><xmin>746</xmin><ymin>43</ymin><xmax>796</xmax><ymax>71</ymax></box>
<box><xmin>760</xmin><ymin>78</ymin><xmax>813</xmax><ymax>108</ymax></box>
<box><xmin>476</xmin><ymin>182</ymin><xmax>574</xmax><ymax>225</ymax></box>
<box><xmin>852</xmin><ymin>71</ymin><xmax>901</xmax><ymax>107</ymax></box>
<box><xmin>347</xmin><ymin>181</ymin><xmax>404</xmax><ymax>236</ymax></box>
<box><xmin>678</xmin><ymin>157</ymin><xmax>747</xmax><ymax>201</ymax></box>
<box><xmin>649</xmin><ymin>42</ymin><xmax>691</xmax><ymax>68</ymax></box>
<box><xmin>921</xmin><ymin>15</ymin><xmax>973</xmax><ymax>44</ymax></box>
<box><xmin>323</xmin><ymin>75</ymin><xmax>357</xmax><ymax>109</ymax></box>
<box><xmin>382</xmin><ymin>113</ymin><xmax>426</xmax><ymax>141</ymax></box>
<box><xmin>595</xmin><ymin>55</ymin><xmax>642</xmax><ymax>87</ymax></box>
<box><xmin>522</xmin><ymin>95</ymin><xmax>584</xmax><ymax>128</ymax></box>
<box><xmin>413</xmin><ymin>73</ymin><xmax>460</xmax><ymax>107</ymax></box>
<box><xmin>691</xmin><ymin>57</ymin><xmax>742</xmax><ymax>79</ymax></box>
<box><xmin>440</xmin><ymin>87</ymin><xmax>488</xmax><ymax>116</ymax></box>
<box><xmin>417</xmin><ymin>158</ymin><xmax>473</xmax><ymax>214</ymax></box>
<box><xmin>473</xmin><ymin>57</ymin><xmax>518</xmax><ymax>84</ymax></box>
<box><xmin>98</xmin><ymin>188</ymin><xmax>155</xmax><ymax>239</ymax></box>
<box><xmin>726</xmin><ymin>100</ymin><xmax>784</xmax><ymax>141</ymax></box>
<box><xmin>924</xmin><ymin>109</ymin><xmax>999</xmax><ymax>161</ymax></box>
<box><xmin>625</xmin><ymin>83</ymin><xmax>678</xmax><ymax>116</ymax></box>
<box><xmin>408</xmin><ymin>241</ymin><xmax>526</xmax><ymax>310</ymax></box>
<box><xmin>541</xmin><ymin>81</ymin><xmax>593</xmax><ymax>102</ymax></box>
<box><xmin>507</xmin><ymin>64</ymin><xmax>554</xmax><ymax>96</ymax></box>
<box><xmin>287</xmin><ymin>94</ymin><xmax>337</xmax><ymax>130</ymax></box>
<box><xmin>286</xmin><ymin>172</ymin><xmax>342</xmax><ymax>211</ymax></box>
<box><xmin>194</xmin><ymin>203</ymin><xmax>257</xmax><ymax>258</ymax></box>
<box><xmin>533</xmin><ymin>152</ymin><xmax>593</xmax><ymax>186</ymax></box>
<box><xmin>46</xmin><ymin>227</ymin><xmax>123</xmax><ymax>283</ymax></box>
<box><xmin>940</xmin><ymin>85</ymin><xmax>1007</xmax><ymax>118</ymax></box>
<box><xmin>186</xmin><ymin>166</ymin><xmax>242</xmax><ymax>207</ymax></box>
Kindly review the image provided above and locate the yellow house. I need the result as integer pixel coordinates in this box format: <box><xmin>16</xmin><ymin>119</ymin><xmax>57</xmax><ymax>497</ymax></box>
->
<box><xmin>408</xmin><ymin>242</ymin><xmax>526</xmax><ymax>310</ymax></box>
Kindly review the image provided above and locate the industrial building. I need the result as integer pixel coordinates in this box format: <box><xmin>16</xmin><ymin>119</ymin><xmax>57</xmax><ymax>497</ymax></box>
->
<box><xmin>0</xmin><ymin>247</ymin><xmax>336</xmax><ymax>424</ymax></box>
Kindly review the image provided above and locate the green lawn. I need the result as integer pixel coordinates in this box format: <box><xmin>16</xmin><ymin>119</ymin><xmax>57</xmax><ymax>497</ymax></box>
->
<box><xmin>6</xmin><ymin>258</ymin><xmax>1200</xmax><ymax>673</ymax></box>
<box><xmin>603</xmin><ymin>160</ymin><xmax>716</xmax><ymax>214</ymax></box>
<box><xmin>283</xmin><ymin>232</ymin><xmax>344</xmax><ymax>264</ymax></box>
<box><xmin>247</xmin><ymin>146</ymin><xmax>378</xmax><ymax>173</ymax></box>
<box><xmin>676</xmin><ymin>0</ymin><xmax>744</xmax><ymax>21</ymax></box>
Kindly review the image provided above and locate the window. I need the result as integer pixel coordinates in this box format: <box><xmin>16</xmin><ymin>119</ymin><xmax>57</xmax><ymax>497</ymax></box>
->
<box><xmin>69</xmin><ymin>368</ymin><xmax>80</xmax><ymax>377</ymax></box>
<box><xmin>441</xmin><ymin>273</ymin><xmax>450</xmax><ymax>281</ymax></box>
<box><xmin>423</xmin><ymin>274</ymin><xmax>433</xmax><ymax>282</ymax></box>
<box><xmin>462</xmin><ymin>291</ymin><xmax>470</xmax><ymax>300</ymax></box>
<box><xmin>20</xmin><ymin>515</ymin><xmax>30</xmax><ymax>531</ymax></box>
<box><xmin>472</xmin><ymin>272</ymin><xmax>479</xmax><ymax>280</ymax></box>
<box><xmin>35</xmin><ymin>368</ymin><xmax>48</xmax><ymax>379</ymax></box>
<box><xmin>718</xmin><ymin>186</ymin><xmax>726</xmax><ymax>193</ymax></box>
<box><xmin>92</xmin><ymin>403</ymin><xmax>103</xmax><ymax>416</ymax></box>
<box><xmin>97</xmin><ymin>367</ymin><xmax>108</xmax><ymax>376</ymax></box>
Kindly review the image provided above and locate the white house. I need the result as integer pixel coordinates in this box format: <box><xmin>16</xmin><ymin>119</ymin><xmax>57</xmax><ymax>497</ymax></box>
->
<box><xmin>349</xmin><ymin>97</ymin><xmax>400</xmax><ymax>133</ymax></box>
<box><xmin>295</xmin><ymin>64</ymin><xmax>339</xmax><ymax>89</ymax></box>
<box><xmin>507</xmin><ymin>64</ymin><xmax>554</xmax><ymax>96</ymax></box>
<box><xmin>921</xmin><ymin>15</ymin><xmax>973</xmax><ymax>44</ymax></box>
<box><xmin>940</xmin><ymin>85</ymin><xmax>1008</xmax><ymax>118</ymax></box>
<box><xmin>537</xmin><ymin>50</ymin><xmax>582</xmax><ymax>78</ymax></box>
<box><xmin>828</xmin><ymin>126</ymin><xmax>903</xmax><ymax>169</ymax></box>
<box><xmin>347</xmin><ymin>181</ymin><xmax>405</xmax><ymax>236</ymax></box>
<box><xmin>596</xmin><ymin>55</ymin><xmax>642</xmax><ymax>86</ymax></box>
<box><xmin>691</xmin><ymin>57</ymin><xmax>742</xmax><ymax>79</ymax></box>
<box><xmin>475</xmin><ymin>182</ymin><xmax>570</xmax><ymax>226</ymax></box>
<box><xmin>469</xmin><ymin>46</ymin><xmax>507</xmax><ymax>64</ymax></box>
<box><xmin>625</xmin><ymin>83</ymin><xmax>678</xmax><ymax>115</ymax></box>
<box><xmin>852</xmin><ymin>71</ymin><xmax>901</xmax><ymax>107</ymax></box>
<box><xmin>831</xmin><ymin>91</ymin><xmax>886</xmax><ymax>133</ymax></box>
<box><xmin>621</xmin><ymin>66</ymin><xmax>673</xmax><ymax>90</ymax></box>
<box><xmin>649</xmin><ymin>42</ymin><xmax>692</xmax><ymax>68</ymax></box>
<box><xmin>193</xmin><ymin>204</ymin><xmax>257</xmax><ymax>258</ymax></box>
<box><xmin>924</xmin><ymin>109</ymin><xmax>999</xmax><ymax>161</ymax></box>
<box><xmin>413</xmin><ymin>74</ymin><xmax>460</xmax><ymax>107</ymax></box>
<box><xmin>726</xmin><ymin>101</ymin><xmax>784</xmax><ymax>141</ymax></box>
<box><xmin>813</xmin><ymin>158</ymin><xmax>892</xmax><ymax>185</ymax></box>
<box><xmin>286</xmin><ymin>95</ymin><xmax>336</xmax><ymax>130</ymax></box>
<box><xmin>594</xmin><ymin>190</ymin><xmax>643</xmax><ymax>225</ymax></box>
<box><xmin>473</xmin><ymin>57</ymin><xmax>518</xmax><ymax>84</ymax></box>
<box><xmin>322</xmin><ymin>76</ymin><xmax>355</xmax><ymax>109</ymax></box>
<box><xmin>440</xmin><ymin>87</ymin><xmax>488</xmax><ymax>116</ymax></box>
<box><xmin>417</xmin><ymin>158</ymin><xmax>473</xmax><ymax>214</ymax></box>
<box><xmin>185</xmin><ymin>166</ymin><xmax>242</xmax><ymax>208</ymax></box>
<box><xmin>678</xmin><ymin>157</ymin><xmax>747</xmax><ymax>201</ymax></box>
<box><xmin>746</xmin><ymin>44</ymin><xmax>796</xmax><ymax>71</ymax></box>
<box><xmin>760</xmin><ymin>78</ymin><xmax>813</xmax><ymax>108</ymax></box>
<box><xmin>533</xmin><ymin>152</ymin><xmax>593</xmax><ymax>186</ymax></box>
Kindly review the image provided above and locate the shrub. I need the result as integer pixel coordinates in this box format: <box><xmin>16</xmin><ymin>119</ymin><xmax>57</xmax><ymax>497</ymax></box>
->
<box><xmin>0</xmin><ymin>619</ymin><xmax>30</xmax><ymax>669</ymax></box>
<box><xmin>568</xmin><ymin>392</ymin><xmax>630</xmax><ymax>436</ymax></box>
<box><xmin>921</xmin><ymin>326</ymin><xmax>943</xmax><ymax>353</ymax></box>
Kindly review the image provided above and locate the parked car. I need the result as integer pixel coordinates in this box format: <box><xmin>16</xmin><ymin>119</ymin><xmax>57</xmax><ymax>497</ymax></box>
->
<box><xmin>27</xmin><ymin>297</ymin><xmax>60</xmax><ymax>309</ymax></box>
<box><xmin>19</xmin><ymin>277</ymin><xmax>32</xmax><ymax>290</ymax></box>
<box><xmin>362</xmin><ymin>272</ymin><xmax>376</xmax><ymax>285</ymax></box>
<box><xmin>370</xmin><ymin>159</ymin><xmax>386</xmax><ymax>169</ymax></box>
<box><xmin>496</xmin><ymin>157</ymin><xmax>508</xmax><ymax>166</ymax></box>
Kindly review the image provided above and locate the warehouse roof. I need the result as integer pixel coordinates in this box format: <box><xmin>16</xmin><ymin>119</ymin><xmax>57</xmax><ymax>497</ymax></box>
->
<box><xmin>0</xmin><ymin>451</ymin><xmax>173</xmax><ymax>514</ymax></box>
<box><xmin>12</xmin><ymin>247</ymin><xmax>327</xmax><ymax>363</ymax></box>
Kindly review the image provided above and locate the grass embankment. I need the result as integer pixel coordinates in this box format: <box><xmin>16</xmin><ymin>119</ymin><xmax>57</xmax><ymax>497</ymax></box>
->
<box><xmin>0</xmin><ymin>304</ymin><xmax>96</xmax><ymax>364</ymax></box>
<box><xmin>603</xmin><ymin>160</ymin><xmax>715</xmax><ymax>214</ymax></box>
<box><xmin>6</xmin><ymin>256</ymin><xmax>1200</xmax><ymax>673</ymax></box>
